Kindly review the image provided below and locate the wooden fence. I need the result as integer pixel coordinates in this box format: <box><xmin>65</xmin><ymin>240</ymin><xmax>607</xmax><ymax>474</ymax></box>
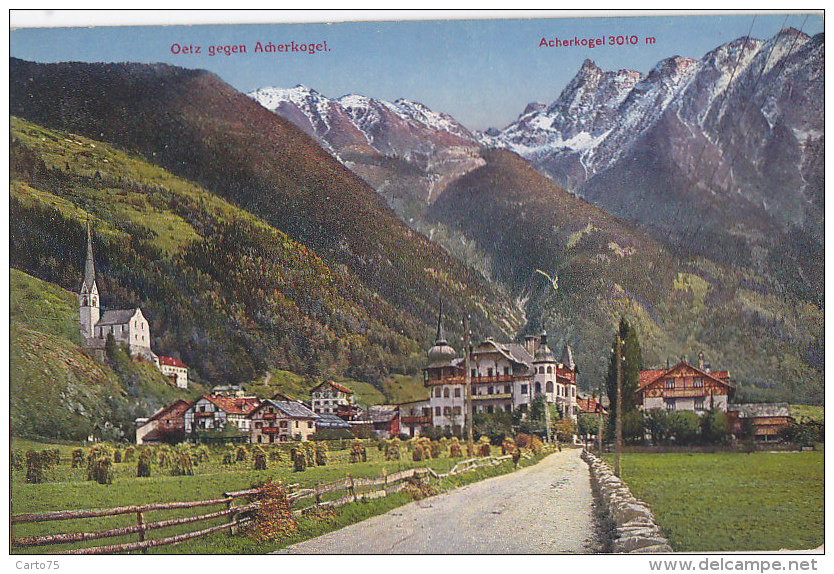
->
<box><xmin>11</xmin><ymin>454</ymin><xmax>520</xmax><ymax>555</ymax></box>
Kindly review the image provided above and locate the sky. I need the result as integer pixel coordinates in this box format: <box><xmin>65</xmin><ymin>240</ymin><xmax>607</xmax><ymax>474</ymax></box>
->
<box><xmin>9</xmin><ymin>11</ymin><xmax>824</xmax><ymax>130</ymax></box>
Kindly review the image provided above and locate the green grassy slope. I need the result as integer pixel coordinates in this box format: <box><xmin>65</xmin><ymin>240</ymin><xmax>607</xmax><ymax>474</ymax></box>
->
<box><xmin>9</xmin><ymin>268</ymin><xmax>199</xmax><ymax>441</ymax></box>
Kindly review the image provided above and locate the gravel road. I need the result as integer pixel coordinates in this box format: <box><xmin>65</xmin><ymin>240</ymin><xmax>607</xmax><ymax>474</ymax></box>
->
<box><xmin>280</xmin><ymin>448</ymin><xmax>602</xmax><ymax>554</ymax></box>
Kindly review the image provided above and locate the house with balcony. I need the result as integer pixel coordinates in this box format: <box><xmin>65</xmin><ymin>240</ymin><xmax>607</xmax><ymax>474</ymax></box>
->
<box><xmin>310</xmin><ymin>381</ymin><xmax>355</xmax><ymax>415</ymax></box>
<box><xmin>636</xmin><ymin>356</ymin><xmax>733</xmax><ymax>413</ymax></box>
<box><xmin>416</xmin><ymin>305</ymin><xmax>580</xmax><ymax>435</ymax></box>
<box><xmin>249</xmin><ymin>399</ymin><xmax>319</xmax><ymax>443</ymax></box>
<box><xmin>184</xmin><ymin>394</ymin><xmax>260</xmax><ymax>434</ymax></box>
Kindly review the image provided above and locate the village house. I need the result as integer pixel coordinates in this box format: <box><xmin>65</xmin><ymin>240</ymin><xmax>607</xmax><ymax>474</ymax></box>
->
<box><xmin>248</xmin><ymin>399</ymin><xmax>319</xmax><ymax>443</ymax></box>
<box><xmin>636</xmin><ymin>355</ymin><xmax>733</xmax><ymax>413</ymax></box>
<box><xmin>135</xmin><ymin>398</ymin><xmax>191</xmax><ymax>445</ymax></box>
<box><xmin>184</xmin><ymin>395</ymin><xmax>260</xmax><ymax>434</ymax></box>
<box><xmin>79</xmin><ymin>224</ymin><xmax>189</xmax><ymax>386</ymax></box>
<box><xmin>310</xmin><ymin>381</ymin><xmax>355</xmax><ymax>415</ymax></box>
<box><xmin>158</xmin><ymin>356</ymin><xmax>189</xmax><ymax>389</ymax></box>
<box><xmin>366</xmin><ymin>405</ymin><xmax>400</xmax><ymax>438</ymax></box>
<box><xmin>398</xmin><ymin>399</ymin><xmax>433</xmax><ymax>437</ymax></box>
<box><xmin>727</xmin><ymin>403</ymin><xmax>794</xmax><ymax>441</ymax></box>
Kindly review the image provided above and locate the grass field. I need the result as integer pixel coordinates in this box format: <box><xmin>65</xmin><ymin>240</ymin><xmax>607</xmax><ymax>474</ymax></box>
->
<box><xmin>11</xmin><ymin>438</ymin><xmax>543</xmax><ymax>554</ymax></box>
<box><xmin>607</xmin><ymin>452</ymin><xmax>824</xmax><ymax>552</ymax></box>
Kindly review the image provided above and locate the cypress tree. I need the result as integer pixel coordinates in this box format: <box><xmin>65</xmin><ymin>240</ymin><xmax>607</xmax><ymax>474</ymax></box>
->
<box><xmin>605</xmin><ymin>317</ymin><xmax>643</xmax><ymax>437</ymax></box>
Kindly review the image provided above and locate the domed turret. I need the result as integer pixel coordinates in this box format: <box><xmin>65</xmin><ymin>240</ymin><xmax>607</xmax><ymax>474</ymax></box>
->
<box><xmin>533</xmin><ymin>330</ymin><xmax>556</xmax><ymax>363</ymax></box>
<box><xmin>427</xmin><ymin>301</ymin><xmax>456</xmax><ymax>365</ymax></box>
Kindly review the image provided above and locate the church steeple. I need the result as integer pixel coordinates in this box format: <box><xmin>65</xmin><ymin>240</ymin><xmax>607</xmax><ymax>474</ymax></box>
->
<box><xmin>82</xmin><ymin>221</ymin><xmax>96</xmax><ymax>293</ymax></box>
<box><xmin>427</xmin><ymin>299</ymin><xmax>456</xmax><ymax>365</ymax></box>
<box><xmin>435</xmin><ymin>299</ymin><xmax>447</xmax><ymax>345</ymax></box>
<box><xmin>79</xmin><ymin>221</ymin><xmax>100</xmax><ymax>340</ymax></box>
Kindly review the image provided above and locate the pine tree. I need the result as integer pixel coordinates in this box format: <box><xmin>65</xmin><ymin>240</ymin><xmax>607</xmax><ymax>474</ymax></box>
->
<box><xmin>605</xmin><ymin>317</ymin><xmax>643</xmax><ymax>436</ymax></box>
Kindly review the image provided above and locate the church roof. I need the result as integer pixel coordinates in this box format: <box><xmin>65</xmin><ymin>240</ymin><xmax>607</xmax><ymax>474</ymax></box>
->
<box><xmin>97</xmin><ymin>309</ymin><xmax>140</xmax><ymax>326</ymax></box>
<box><xmin>82</xmin><ymin>223</ymin><xmax>96</xmax><ymax>292</ymax></box>
<box><xmin>533</xmin><ymin>331</ymin><xmax>557</xmax><ymax>363</ymax></box>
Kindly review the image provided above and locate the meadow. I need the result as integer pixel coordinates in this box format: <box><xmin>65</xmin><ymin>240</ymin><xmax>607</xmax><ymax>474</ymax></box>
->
<box><xmin>607</xmin><ymin>452</ymin><xmax>824</xmax><ymax>552</ymax></box>
<box><xmin>11</xmin><ymin>438</ymin><xmax>544</xmax><ymax>554</ymax></box>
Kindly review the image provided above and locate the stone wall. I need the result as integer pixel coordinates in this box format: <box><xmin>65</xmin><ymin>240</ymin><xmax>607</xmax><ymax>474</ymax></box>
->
<box><xmin>582</xmin><ymin>449</ymin><xmax>673</xmax><ymax>553</ymax></box>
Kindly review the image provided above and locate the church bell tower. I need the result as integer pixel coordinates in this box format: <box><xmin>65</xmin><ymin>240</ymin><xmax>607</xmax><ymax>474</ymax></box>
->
<box><xmin>79</xmin><ymin>223</ymin><xmax>100</xmax><ymax>340</ymax></box>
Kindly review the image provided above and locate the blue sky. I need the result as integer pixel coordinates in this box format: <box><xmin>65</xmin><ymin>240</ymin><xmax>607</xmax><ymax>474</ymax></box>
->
<box><xmin>10</xmin><ymin>12</ymin><xmax>824</xmax><ymax>130</ymax></box>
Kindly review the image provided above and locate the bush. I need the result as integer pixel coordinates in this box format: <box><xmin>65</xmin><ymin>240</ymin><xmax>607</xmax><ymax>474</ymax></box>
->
<box><xmin>529</xmin><ymin>436</ymin><xmax>544</xmax><ymax>455</ymax></box>
<box><xmin>246</xmin><ymin>479</ymin><xmax>296</xmax><ymax>542</ymax></box>
<box><xmin>412</xmin><ymin>445</ymin><xmax>424</xmax><ymax>461</ymax></box>
<box><xmin>254</xmin><ymin>452</ymin><xmax>267</xmax><ymax>470</ymax></box>
<box><xmin>554</xmin><ymin>418</ymin><xmax>576</xmax><ymax>443</ymax></box>
<box><xmin>668</xmin><ymin>411</ymin><xmax>701</xmax><ymax>445</ymax></box>
<box><xmin>700</xmin><ymin>409</ymin><xmax>730</xmax><ymax>445</ymax></box>
<box><xmin>515</xmin><ymin>433</ymin><xmax>533</xmax><ymax>449</ymax></box>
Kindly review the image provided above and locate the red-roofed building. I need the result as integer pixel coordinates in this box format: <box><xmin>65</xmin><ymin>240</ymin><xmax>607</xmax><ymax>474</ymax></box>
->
<box><xmin>184</xmin><ymin>395</ymin><xmax>260</xmax><ymax>434</ymax></box>
<box><xmin>577</xmin><ymin>395</ymin><xmax>606</xmax><ymax>414</ymax></box>
<box><xmin>158</xmin><ymin>355</ymin><xmax>189</xmax><ymax>389</ymax></box>
<box><xmin>637</xmin><ymin>358</ymin><xmax>734</xmax><ymax>413</ymax></box>
<box><xmin>135</xmin><ymin>399</ymin><xmax>192</xmax><ymax>445</ymax></box>
<box><xmin>310</xmin><ymin>381</ymin><xmax>355</xmax><ymax>415</ymax></box>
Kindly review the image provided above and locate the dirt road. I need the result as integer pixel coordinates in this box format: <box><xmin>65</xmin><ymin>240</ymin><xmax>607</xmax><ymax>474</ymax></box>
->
<box><xmin>281</xmin><ymin>448</ymin><xmax>602</xmax><ymax>554</ymax></box>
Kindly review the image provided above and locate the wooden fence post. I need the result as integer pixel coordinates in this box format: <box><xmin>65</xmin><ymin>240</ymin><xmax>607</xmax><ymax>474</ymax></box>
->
<box><xmin>137</xmin><ymin>511</ymin><xmax>147</xmax><ymax>554</ymax></box>
<box><xmin>348</xmin><ymin>474</ymin><xmax>357</xmax><ymax>502</ymax></box>
<box><xmin>226</xmin><ymin>498</ymin><xmax>238</xmax><ymax>536</ymax></box>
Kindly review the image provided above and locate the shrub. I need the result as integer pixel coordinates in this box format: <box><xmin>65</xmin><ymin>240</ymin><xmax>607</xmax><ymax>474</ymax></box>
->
<box><xmin>137</xmin><ymin>450</ymin><xmax>152</xmax><ymax>477</ymax></box>
<box><xmin>529</xmin><ymin>436</ymin><xmax>544</xmax><ymax>456</ymax></box>
<box><xmin>501</xmin><ymin>439</ymin><xmax>515</xmax><ymax>455</ymax></box>
<box><xmin>554</xmin><ymin>418</ymin><xmax>576</xmax><ymax>443</ymax></box>
<box><xmin>254</xmin><ymin>452</ymin><xmax>267</xmax><ymax>470</ymax></box>
<box><xmin>515</xmin><ymin>433</ymin><xmax>532</xmax><ymax>449</ymax></box>
<box><xmin>700</xmin><ymin>409</ymin><xmax>730</xmax><ymax>445</ymax></box>
<box><xmin>668</xmin><ymin>411</ymin><xmax>701</xmax><ymax>445</ymax></box>
<box><xmin>246</xmin><ymin>479</ymin><xmax>296</xmax><ymax>542</ymax></box>
<box><xmin>412</xmin><ymin>445</ymin><xmax>424</xmax><ymax>462</ymax></box>
<box><xmin>25</xmin><ymin>451</ymin><xmax>45</xmax><ymax>484</ymax></box>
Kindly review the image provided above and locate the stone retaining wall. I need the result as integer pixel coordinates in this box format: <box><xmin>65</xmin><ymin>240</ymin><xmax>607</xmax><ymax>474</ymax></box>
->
<box><xmin>582</xmin><ymin>449</ymin><xmax>673</xmax><ymax>553</ymax></box>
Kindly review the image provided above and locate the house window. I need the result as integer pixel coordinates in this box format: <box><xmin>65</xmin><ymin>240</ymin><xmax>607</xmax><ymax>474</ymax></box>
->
<box><xmin>443</xmin><ymin>407</ymin><xmax>451</xmax><ymax>416</ymax></box>
<box><xmin>521</xmin><ymin>384</ymin><xmax>528</xmax><ymax>394</ymax></box>
<box><xmin>454</xmin><ymin>387</ymin><xmax>461</xmax><ymax>398</ymax></box>
<box><xmin>504</xmin><ymin>366</ymin><xmax>510</xmax><ymax>376</ymax></box>
<box><xmin>435</xmin><ymin>406</ymin><xmax>441</xmax><ymax>416</ymax></box>
<box><xmin>486</xmin><ymin>405</ymin><xmax>494</xmax><ymax>414</ymax></box>
<box><xmin>443</xmin><ymin>387</ymin><xmax>450</xmax><ymax>398</ymax></box>
<box><xmin>546</xmin><ymin>382</ymin><xmax>554</xmax><ymax>393</ymax></box>
<box><xmin>505</xmin><ymin>405</ymin><xmax>512</xmax><ymax>413</ymax></box>
<box><xmin>535</xmin><ymin>382</ymin><xmax>542</xmax><ymax>394</ymax></box>
<box><xmin>547</xmin><ymin>366</ymin><xmax>553</xmax><ymax>374</ymax></box>
<box><xmin>471</xmin><ymin>368</ymin><xmax>477</xmax><ymax>378</ymax></box>
<box><xmin>453</xmin><ymin>406</ymin><xmax>461</xmax><ymax>415</ymax></box>
<box><xmin>694</xmin><ymin>398</ymin><xmax>705</xmax><ymax>410</ymax></box>
<box><xmin>694</xmin><ymin>378</ymin><xmax>703</xmax><ymax>388</ymax></box>
<box><xmin>504</xmin><ymin>385</ymin><xmax>511</xmax><ymax>394</ymax></box>
<box><xmin>665</xmin><ymin>398</ymin><xmax>675</xmax><ymax>411</ymax></box>
<box><xmin>487</xmin><ymin>368</ymin><xmax>493</xmax><ymax>377</ymax></box>
<box><xmin>665</xmin><ymin>378</ymin><xmax>675</xmax><ymax>389</ymax></box>
<box><xmin>307</xmin><ymin>421</ymin><xmax>312</xmax><ymax>429</ymax></box>
<box><xmin>280</xmin><ymin>421</ymin><xmax>288</xmax><ymax>428</ymax></box>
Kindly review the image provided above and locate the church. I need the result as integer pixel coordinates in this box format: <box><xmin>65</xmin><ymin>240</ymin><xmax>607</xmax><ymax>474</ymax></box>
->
<box><xmin>79</xmin><ymin>225</ymin><xmax>188</xmax><ymax>388</ymax></box>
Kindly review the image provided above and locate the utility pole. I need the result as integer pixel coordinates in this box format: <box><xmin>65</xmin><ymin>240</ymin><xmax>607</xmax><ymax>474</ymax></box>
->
<box><xmin>464</xmin><ymin>314</ymin><xmax>474</xmax><ymax>457</ymax></box>
<box><xmin>614</xmin><ymin>333</ymin><xmax>623</xmax><ymax>477</ymax></box>
<box><xmin>597</xmin><ymin>384</ymin><xmax>604</xmax><ymax>456</ymax></box>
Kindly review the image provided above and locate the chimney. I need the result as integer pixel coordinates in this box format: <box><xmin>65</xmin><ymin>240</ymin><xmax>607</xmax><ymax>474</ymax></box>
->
<box><xmin>698</xmin><ymin>351</ymin><xmax>705</xmax><ymax>371</ymax></box>
<box><xmin>524</xmin><ymin>334</ymin><xmax>538</xmax><ymax>356</ymax></box>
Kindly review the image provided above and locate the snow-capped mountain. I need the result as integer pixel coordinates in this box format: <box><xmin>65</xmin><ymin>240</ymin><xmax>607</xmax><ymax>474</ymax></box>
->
<box><xmin>250</xmin><ymin>85</ymin><xmax>484</xmax><ymax>207</ymax></box>
<box><xmin>480</xmin><ymin>29</ymin><xmax>823</xmax><ymax>270</ymax></box>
